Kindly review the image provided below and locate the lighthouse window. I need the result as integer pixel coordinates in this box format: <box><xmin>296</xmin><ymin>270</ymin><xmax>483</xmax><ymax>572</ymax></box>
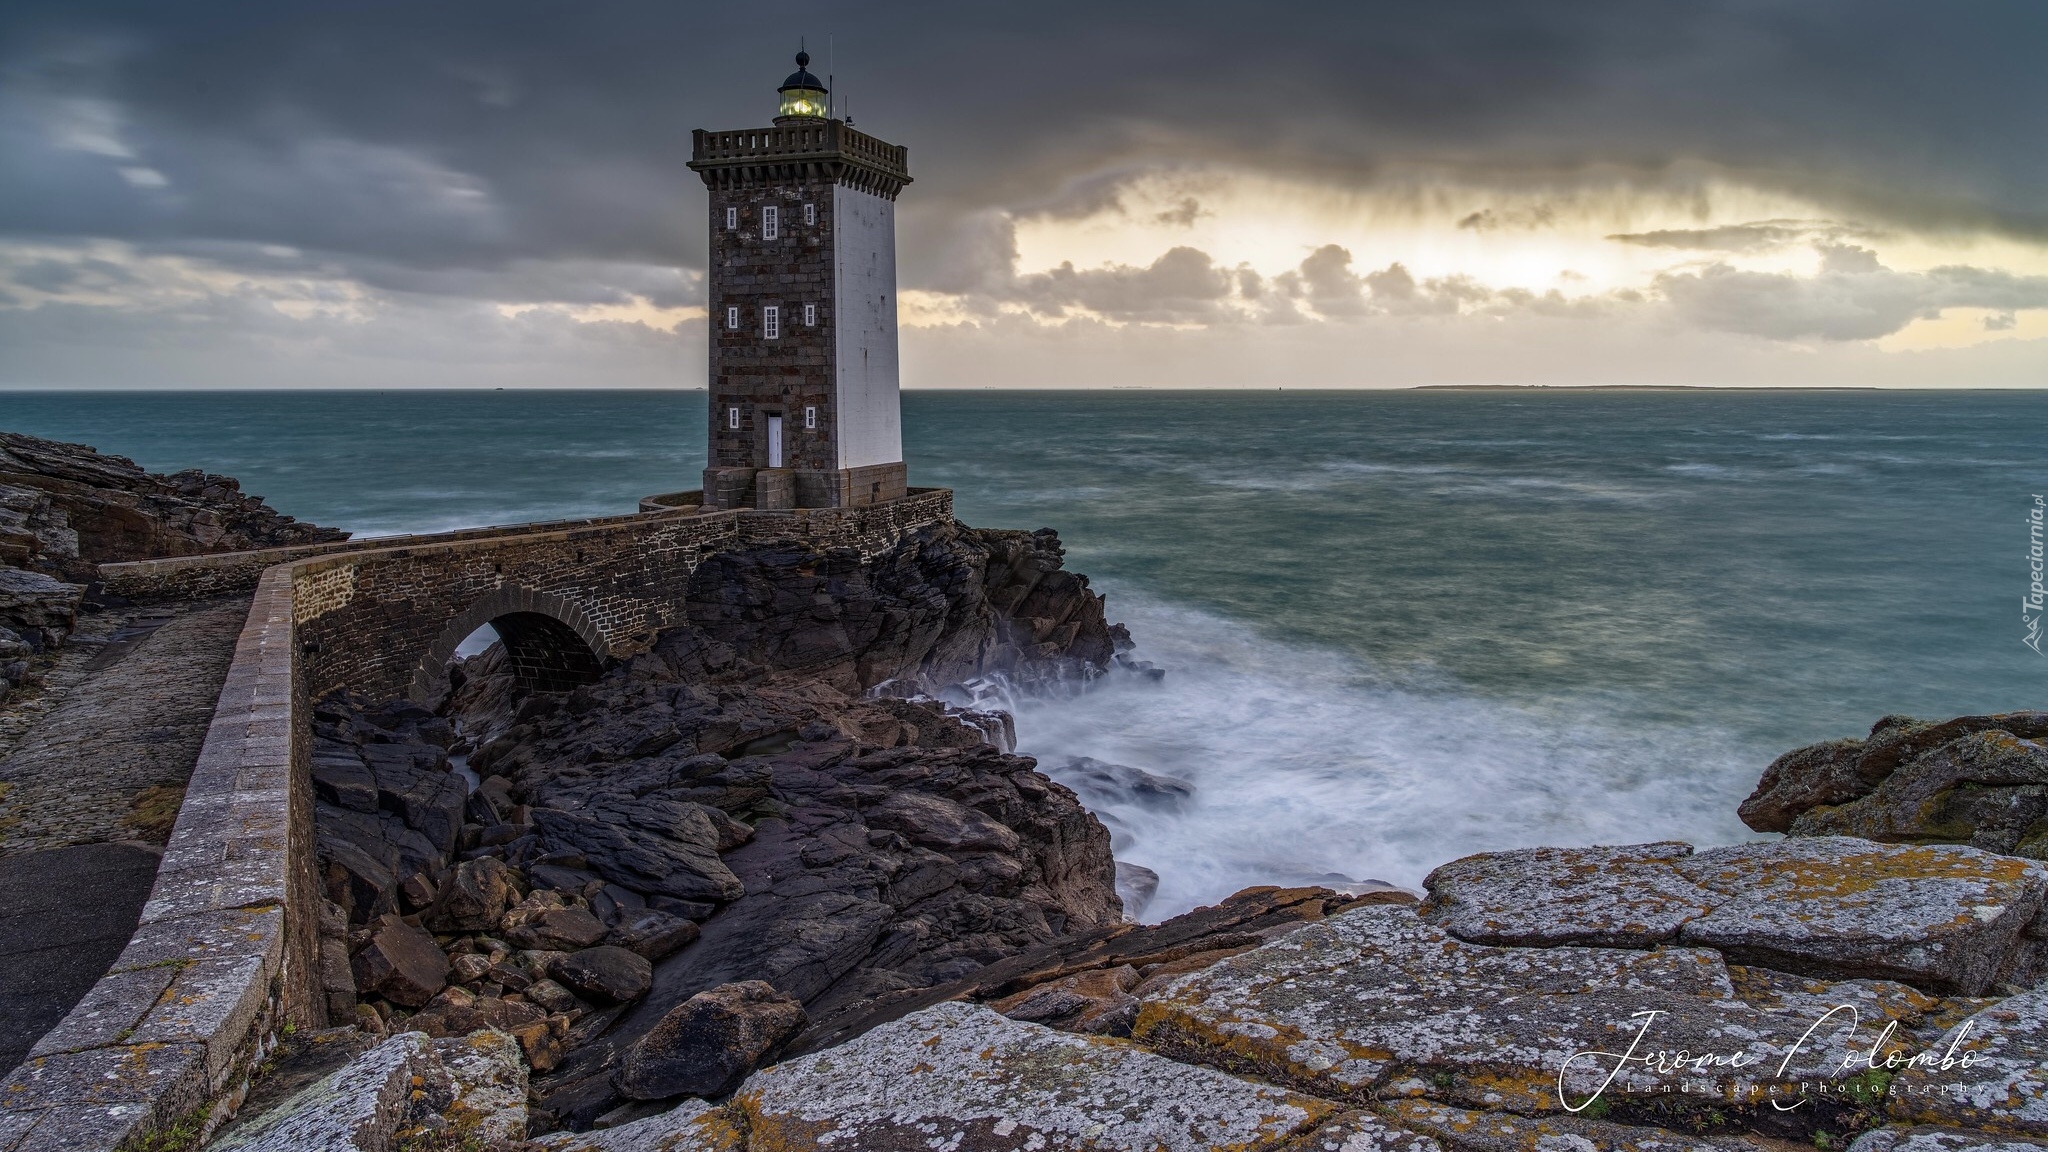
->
<box><xmin>725</xmin><ymin>305</ymin><xmax>739</xmax><ymax>329</ymax></box>
<box><xmin>762</xmin><ymin>205</ymin><xmax>779</xmax><ymax>240</ymax></box>
<box><xmin>803</xmin><ymin>303</ymin><xmax>816</xmax><ymax>326</ymax></box>
<box><xmin>804</xmin><ymin>203</ymin><xmax>816</xmax><ymax>226</ymax></box>
<box><xmin>763</xmin><ymin>305</ymin><xmax>780</xmax><ymax>340</ymax></box>
<box><xmin>804</xmin><ymin>406</ymin><xmax>817</xmax><ymax>430</ymax></box>
<box><xmin>725</xmin><ymin>206</ymin><xmax>737</xmax><ymax>230</ymax></box>
<box><xmin>728</xmin><ymin>407</ymin><xmax>740</xmax><ymax>430</ymax></box>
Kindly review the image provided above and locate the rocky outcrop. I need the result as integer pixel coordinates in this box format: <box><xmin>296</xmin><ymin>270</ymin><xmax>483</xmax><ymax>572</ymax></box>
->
<box><xmin>300</xmin><ymin>520</ymin><xmax>1135</xmax><ymax>1129</ymax></box>
<box><xmin>212</xmin><ymin>1029</ymin><xmax>526</xmax><ymax>1151</ymax></box>
<box><xmin>0</xmin><ymin>566</ymin><xmax>82</xmax><ymax>703</ymax></box>
<box><xmin>1740</xmin><ymin>712</ymin><xmax>2048</xmax><ymax>857</ymax></box>
<box><xmin>0</xmin><ymin>430</ymin><xmax>343</xmax><ymax>703</ymax></box>
<box><xmin>519</xmin><ymin>828</ymin><xmax>2048</xmax><ymax>1149</ymax></box>
<box><xmin>0</xmin><ymin>431</ymin><xmax>347</xmax><ymax>583</ymax></box>
<box><xmin>616</xmin><ymin>981</ymin><xmax>806</xmax><ymax>1101</ymax></box>
<box><xmin>545</xmin><ymin>1001</ymin><xmax>1340</xmax><ymax>1152</ymax></box>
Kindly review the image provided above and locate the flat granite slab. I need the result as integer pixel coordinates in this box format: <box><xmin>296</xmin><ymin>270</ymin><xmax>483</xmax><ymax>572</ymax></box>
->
<box><xmin>1420</xmin><ymin>838</ymin><xmax>2048</xmax><ymax>995</ymax></box>
<box><xmin>1132</xmin><ymin>903</ymin><xmax>1892</xmax><ymax>1114</ymax></box>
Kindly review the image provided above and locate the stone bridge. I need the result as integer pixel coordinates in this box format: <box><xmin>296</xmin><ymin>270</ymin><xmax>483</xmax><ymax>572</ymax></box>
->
<box><xmin>0</xmin><ymin>489</ymin><xmax>953</xmax><ymax>1150</ymax></box>
<box><xmin>103</xmin><ymin>487</ymin><xmax>954</xmax><ymax>704</ymax></box>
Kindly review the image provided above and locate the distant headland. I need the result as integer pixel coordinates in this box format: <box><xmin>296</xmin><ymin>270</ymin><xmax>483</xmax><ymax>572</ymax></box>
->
<box><xmin>1412</xmin><ymin>383</ymin><xmax>1882</xmax><ymax>391</ymax></box>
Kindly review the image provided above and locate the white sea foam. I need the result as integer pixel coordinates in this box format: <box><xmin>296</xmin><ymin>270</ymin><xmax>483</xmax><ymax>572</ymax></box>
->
<box><xmin>1011</xmin><ymin>594</ymin><xmax>1766</xmax><ymax>922</ymax></box>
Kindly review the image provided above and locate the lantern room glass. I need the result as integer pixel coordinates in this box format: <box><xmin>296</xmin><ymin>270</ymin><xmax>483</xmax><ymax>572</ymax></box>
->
<box><xmin>778</xmin><ymin>87</ymin><xmax>828</xmax><ymax>120</ymax></box>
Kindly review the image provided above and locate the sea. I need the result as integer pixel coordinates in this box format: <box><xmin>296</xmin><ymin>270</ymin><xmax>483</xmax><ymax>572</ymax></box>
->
<box><xmin>6</xmin><ymin>388</ymin><xmax>2045</xmax><ymax>919</ymax></box>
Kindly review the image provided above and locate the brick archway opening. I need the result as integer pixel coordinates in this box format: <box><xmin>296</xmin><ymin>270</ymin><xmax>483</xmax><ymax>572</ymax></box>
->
<box><xmin>413</xmin><ymin>586</ymin><xmax>612</xmax><ymax>702</ymax></box>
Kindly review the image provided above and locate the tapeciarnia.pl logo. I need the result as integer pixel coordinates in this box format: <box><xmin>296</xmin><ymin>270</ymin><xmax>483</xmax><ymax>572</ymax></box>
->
<box><xmin>2028</xmin><ymin>494</ymin><xmax>2045</xmax><ymax>655</ymax></box>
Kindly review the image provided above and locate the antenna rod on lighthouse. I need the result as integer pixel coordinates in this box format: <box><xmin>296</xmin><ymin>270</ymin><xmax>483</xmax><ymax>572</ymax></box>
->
<box><xmin>828</xmin><ymin>35</ymin><xmax>836</xmax><ymax>119</ymax></box>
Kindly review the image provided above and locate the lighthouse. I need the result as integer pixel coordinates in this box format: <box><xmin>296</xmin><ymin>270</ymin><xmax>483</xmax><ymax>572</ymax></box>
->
<box><xmin>689</xmin><ymin>52</ymin><xmax>913</xmax><ymax>510</ymax></box>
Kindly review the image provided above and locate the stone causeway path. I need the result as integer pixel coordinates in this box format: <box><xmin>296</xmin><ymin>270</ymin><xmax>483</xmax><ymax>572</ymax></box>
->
<box><xmin>0</xmin><ymin>596</ymin><xmax>250</xmax><ymax>1077</ymax></box>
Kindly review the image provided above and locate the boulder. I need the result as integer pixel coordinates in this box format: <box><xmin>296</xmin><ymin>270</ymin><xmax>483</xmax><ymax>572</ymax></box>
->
<box><xmin>555</xmin><ymin>945</ymin><xmax>654</xmax><ymax>1005</ymax></box>
<box><xmin>606</xmin><ymin>907</ymin><xmax>700</xmax><ymax>961</ymax></box>
<box><xmin>526</xmin><ymin>977</ymin><xmax>581</xmax><ymax>1015</ymax></box>
<box><xmin>211</xmin><ymin>1030</ymin><xmax>524</xmax><ymax>1151</ymax></box>
<box><xmin>502</xmin><ymin>891</ymin><xmax>609</xmax><ymax>951</ymax></box>
<box><xmin>616</xmin><ymin>980</ymin><xmax>808</xmax><ymax>1101</ymax></box>
<box><xmin>425</xmin><ymin>856</ymin><xmax>521</xmax><ymax>932</ymax></box>
<box><xmin>350</xmin><ymin>916</ymin><xmax>450</xmax><ymax>1008</ymax></box>
<box><xmin>1740</xmin><ymin>713</ymin><xmax>2048</xmax><ymax>857</ymax></box>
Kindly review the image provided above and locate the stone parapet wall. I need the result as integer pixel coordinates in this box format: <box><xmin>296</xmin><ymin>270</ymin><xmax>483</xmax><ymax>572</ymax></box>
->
<box><xmin>0</xmin><ymin>489</ymin><xmax>953</xmax><ymax>1151</ymax></box>
<box><xmin>0</xmin><ymin>566</ymin><xmax>319</xmax><ymax>1150</ymax></box>
<box><xmin>99</xmin><ymin>508</ymin><xmax>682</xmax><ymax>604</ymax></box>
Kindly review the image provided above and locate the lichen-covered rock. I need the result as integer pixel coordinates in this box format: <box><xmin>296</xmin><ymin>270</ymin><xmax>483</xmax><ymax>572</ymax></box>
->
<box><xmin>1739</xmin><ymin>713</ymin><xmax>2048</xmax><ymax>858</ymax></box>
<box><xmin>1133</xmin><ymin>904</ymin><xmax>1885</xmax><ymax>1114</ymax></box>
<box><xmin>1386</xmin><ymin>1101</ymin><xmax>1764</xmax><ymax>1152</ymax></box>
<box><xmin>1851</xmin><ymin>1127</ymin><xmax>2048</xmax><ymax>1152</ymax></box>
<box><xmin>616</xmin><ymin>980</ymin><xmax>806</xmax><ymax>1101</ymax></box>
<box><xmin>1674</xmin><ymin>838</ymin><xmax>2048</xmax><ymax>996</ymax></box>
<box><xmin>213</xmin><ymin>1029</ymin><xmax>525</xmax><ymax>1151</ymax></box>
<box><xmin>1421</xmin><ymin>841</ymin><xmax>1711</xmax><ymax>947</ymax></box>
<box><xmin>1418</xmin><ymin>839</ymin><xmax>2048</xmax><ymax>995</ymax></box>
<box><xmin>534</xmin><ymin>1098</ymin><xmax>744</xmax><ymax>1152</ymax></box>
<box><xmin>1892</xmin><ymin>986</ymin><xmax>2048</xmax><ymax>1135</ymax></box>
<box><xmin>730</xmin><ymin>1001</ymin><xmax>1336</xmax><ymax>1150</ymax></box>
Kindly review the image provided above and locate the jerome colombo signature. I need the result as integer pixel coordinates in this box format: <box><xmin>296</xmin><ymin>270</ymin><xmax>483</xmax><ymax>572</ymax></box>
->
<box><xmin>1558</xmin><ymin>1007</ymin><xmax>1979</xmax><ymax>1113</ymax></box>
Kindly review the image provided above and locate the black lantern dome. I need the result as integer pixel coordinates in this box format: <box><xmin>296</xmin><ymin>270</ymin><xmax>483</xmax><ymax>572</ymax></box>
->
<box><xmin>776</xmin><ymin>51</ymin><xmax>829</xmax><ymax>120</ymax></box>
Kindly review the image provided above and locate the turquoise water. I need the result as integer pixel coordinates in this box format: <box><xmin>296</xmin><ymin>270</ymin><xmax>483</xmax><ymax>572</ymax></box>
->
<box><xmin>6</xmin><ymin>388</ymin><xmax>2045</xmax><ymax>916</ymax></box>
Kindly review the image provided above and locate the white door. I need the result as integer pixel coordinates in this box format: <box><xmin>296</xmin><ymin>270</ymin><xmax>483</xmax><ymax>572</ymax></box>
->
<box><xmin>767</xmin><ymin>415</ymin><xmax>784</xmax><ymax>468</ymax></box>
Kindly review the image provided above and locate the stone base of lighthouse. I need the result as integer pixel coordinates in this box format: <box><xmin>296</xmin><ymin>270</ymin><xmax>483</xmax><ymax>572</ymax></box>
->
<box><xmin>703</xmin><ymin>462</ymin><xmax>908</xmax><ymax>510</ymax></box>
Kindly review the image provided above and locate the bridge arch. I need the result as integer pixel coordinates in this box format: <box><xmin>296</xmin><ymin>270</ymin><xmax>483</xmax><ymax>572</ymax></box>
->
<box><xmin>411</xmin><ymin>585</ymin><xmax>610</xmax><ymax>702</ymax></box>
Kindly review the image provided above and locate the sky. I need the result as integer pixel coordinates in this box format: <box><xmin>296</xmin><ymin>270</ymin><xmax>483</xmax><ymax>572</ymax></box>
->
<box><xmin>1</xmin><ymin>1</ymin><xmax>2045</xmax><ymax>389</ymax></box>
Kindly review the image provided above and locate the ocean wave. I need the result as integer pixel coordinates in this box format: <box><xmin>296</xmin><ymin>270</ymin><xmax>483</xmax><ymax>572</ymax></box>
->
<box><xmin>1012</xmin><ymin>593</ymin><xmax>1765</xmax><ymax>922</ymax></box>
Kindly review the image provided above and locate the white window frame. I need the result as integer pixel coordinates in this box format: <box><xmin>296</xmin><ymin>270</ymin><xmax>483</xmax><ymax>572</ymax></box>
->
<box><xmin>804</xmin><ymin>202</ymin><xmax>816</xmax><ymax>226</ymax></box>
<box><xmin>728</xmin><ymin>406</ymin><xmax>740</xmax><ymax>430</ymax></box>
<box><xmin>762</xmin><ymin>305</ymin><xmax>780</xmax><ymax>340</ymax></box>
<box><xmin>725</xmin><ymin>305</ymin><xmax>739</xmax><ymax>329</ymax></box>
<box><xmin>762</xmin><ymin>205</ymin><xmax>779</xmax><ymax>240</ymax></box>
<box><xmin>804</xmin><ymin>405</ymin><xmax>817</xmax><ymax>430</ymax></box>
<box><xmin>725</xmin><ymin>206</ymin><xmax>737</xmax><ymax>230</ymax></box>
<box><xmin>803</xmin><ymin>302</ymin><xmax>816</xmax><ymax>326</ymax></box>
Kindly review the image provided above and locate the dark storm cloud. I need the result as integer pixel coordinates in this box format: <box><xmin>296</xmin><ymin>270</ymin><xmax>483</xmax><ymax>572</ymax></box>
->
<box><xmin>1</xmin><ymin>0</ymin><xmax>2044</xmax><ymax>300</ymax></box>
<box><xmin>1607</xmin><ymin>220</ymin><xmax>1878</xmax><ymax>253</ymax></box>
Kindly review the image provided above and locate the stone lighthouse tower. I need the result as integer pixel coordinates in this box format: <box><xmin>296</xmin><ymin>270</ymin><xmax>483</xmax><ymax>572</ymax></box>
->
<box><xmin>689</xmin><ymin>51</ymin><xmax>912</xmax><ymax>510</ymax></box>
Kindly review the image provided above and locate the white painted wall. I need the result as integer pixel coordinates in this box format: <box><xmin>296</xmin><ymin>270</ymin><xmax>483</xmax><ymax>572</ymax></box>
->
<box><xmin>832</xmin><ymin>184</ymin><xmax>903</xmax><ymax>469</ymax></box>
